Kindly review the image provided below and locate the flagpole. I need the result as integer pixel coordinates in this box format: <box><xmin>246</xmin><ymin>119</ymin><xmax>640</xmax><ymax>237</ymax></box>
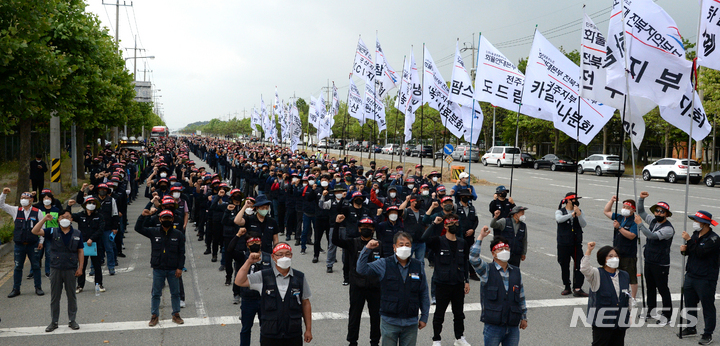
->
<box><xmin>440</xmin><ymin>107</ymin><xmax>450</xmax><ymax>179</ymax></box>
<box><xmin>509</xmin><ymin>103</ymin><xmax>521</xmax><ymax>197</ymax></box>
<box><xmin>469</xmin><ymin>33</ymin><xmax>482</xmax><ymax>182</ymax></box>
<box><xmin>341</xmin><ymin>76</ymin><xmax>351</xmax><ymax>158</ymax></box>
<box><xmin>391</xmin><ymin>56</ymin><xmax>407</xmax><ymax>171</ymax></box>
<box><xmin>420</xmin><ymin>43</ymin><xmax>425</xmax><ymax>169</ymax></box>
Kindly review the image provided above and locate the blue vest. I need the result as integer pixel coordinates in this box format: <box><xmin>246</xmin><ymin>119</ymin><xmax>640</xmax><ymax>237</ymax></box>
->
<box><xmin>49</xmin><ymin>228</ymin><xmax>83</xmax><ymax>270</ymax></box>
<box><xmin>481</xmin><ymin>263</ymin><xmax>523</xmax><ymax>326</ymax></box>
<box><xmin>240</xmin><ymin>252</ymin><xmax>272</xmax><ymax>299</ymax></box>
<box><xmin>13</xmin><ymin>207</ymin><xmax>40</xmax><ymax>244</ymax></box>
<box><xmin>587</xmin><ymin>269</ymin><xmax>630</xmax><ymax>329</ymax></box>
<box><xmin>644</xmin><ymin>220</ymin><xmax>674</xmax><ymax>266</ymax></box>
<box><xmin>433</xmin><ymin>236</ymin><xmax>466</xmax><ymax>285</ymax></box>
<box><xmin>612</xmin><ymin>216</ymin><xmax>637</xmax><ymax>258</ymax></box>
<box><xmin>501</xmin><ymin>218</ymin><xmax>525</xmax><ymax>256</ymax></box>
<box><xmin>379</xmin><ymin>258</ymin><xmax>424</xmax><ymax>319</ymax></box>
<box><xmin>259</xmin><ymin>268</ymin><xmax>305</xmax><ymax>339</ymax></box>
<box><xmin>556</xmin><ymin>208</ymin><xmax>582</xmax><ymax>246</ymax></box>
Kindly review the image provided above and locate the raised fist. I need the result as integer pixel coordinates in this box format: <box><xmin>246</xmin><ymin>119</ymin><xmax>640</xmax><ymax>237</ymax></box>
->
<box><xmin>494</xmin><ymin>210</ymin><xmax>501</xmax><ymax>219</ymax></box>
<box><xmin>141</xmin><ymin>209</ymin><xmax>152</xmax><ymax>216</ymax></box>
<box><xmin>227</xmin><ymin>204</ymin><xmax>236</xmax><ymax>211</ymax></box>
<box><xmin>2</xmin><ymin>187</ymin><xmax>10</xmax><ymax>195</ymax></box>
<box><xmin>366</xmin><ymin>239</ymin><xmax>379</xmax><ymax>249</ymax></box>
<box><xmin>434</xmin><ymin>216</ymin><xmax>443</xmax><ymax>224</ymax></box>
<box><xmin>587</xmin><ymin>242</ymin><xmax>596</xmax><ymax>252</ymax></box>
<box><xmin>336</xmin><ymin>214</ymin><xmax>346</xmax><ymax>223</ymax></box>
<box><xmin>639</xmin><ymin>191</ymin><xmax>649</xmax><ymax>199</ymax></box>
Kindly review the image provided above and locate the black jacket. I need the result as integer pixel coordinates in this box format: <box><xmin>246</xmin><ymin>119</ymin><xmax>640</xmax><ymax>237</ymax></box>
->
<box><xmin>135</xmin><ymin>215</ymin><xmax>186</xmax><ymax>270</ymax></box>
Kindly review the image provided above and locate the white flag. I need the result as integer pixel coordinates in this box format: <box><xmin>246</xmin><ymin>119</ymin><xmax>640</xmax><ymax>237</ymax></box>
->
<box><xmin>699</xmin><ymin>0</ymin><xmax>720</xmax><ymax>71</ymax></box>
<box><xmin>347</xmin><ymin>78</ymin><xmax>365</xmax><ymax>125</ymax></box>
<box><xmin>308</xmin><ymin>96</ymin><xmax>319</xmax><ymax>129</ymax></box>
<box><xmin>449</xmin><ymin>41</ymin><xmax>475</xmax><ymax>107</ymax></box>
<box><xmin>473</xmin><ymin>35</ymin><xmax>545</xmax><ymax>118</ymax></box>
<box><xmin>580</xmin><ymin>13</ymin><xmax>622</xmax><ymax>110</ymax></box>
<box><xmin>273</xmin><ymin>87</ymin><xmax>281</xmax><ymax>117</ymax></box>
<box><xmin>456</xmin><ymin>101</ymin><xmax>483</xmax><ymax>144</ymax></box>
<box><xmin>375</xmin><ymin>36</ymin><xmax>399</xmax><ymax>99</ymax></box>
<box><xmin>331</xmin><ymin>82</ymin><xmax>339</xmax><ymax>116</ymax></box>
<box><xmin>316</xmin><ymin>92</ymin><xmax>326</xmax><ymax>126</ymax></box>
<box><xmin>605</xmin><ymin>0</ymin><xmax>692</xmax><ymax>109</ymax></box>
<box><xmin>522</xmin><ymin>30</ymin><xmax>615</xmax><ymax>145</ymax></box>
<box><xmin>423</xmin><ymin>45</ymin><xmax>466</xmax><ymax>139</ymax></box>
<box><xmin>399</xmin><ymin>56</ymin><xmax>414</xmax><ymax>142</ymax></box>
<box><xmin>660</xmin><ymin>87</ymin><xmax>712</xmax><ymax>141</ymax></box>
<box><xmin>353</xmin><ymin>36</ymin><xmax>375</xmax><ymax>81</ymax></box>
<box><xmin>364</xmin><ymin>73</ymin><xmax>387</xmax><ymax>131</ymax></box>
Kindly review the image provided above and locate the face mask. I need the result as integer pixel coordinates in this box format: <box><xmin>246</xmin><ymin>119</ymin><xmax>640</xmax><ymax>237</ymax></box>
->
<box><xmin>86</xmin><ymin>204</ymin><xmax>97</xmax><ymax>211</ymax></box>
<box><xmin>160</xmin><ymin>173</ymin><xmax>167</xmax><ymax>178</ymax></box>
<box><xmin>654</xmin><ymin>215</ymin><xmax>665</xmax><ymax>223</ymax></box>
<box><xmin>407</xmin><ymin>184</ymin><xmax>414</xmax><ymax>189</ymax></box>
<box><xmin>447</xmin><ymin>225</ymin><xmax>458</xmax><ymax>234</ymax></box>
<box><xmin>572</xmin><ymin>200</ymin><xmax>580</xmax><ymax>207</ymax></box>
<box><xmin>245</xmin><ymin>208</ymin><xmax>255</xmax><ymax>216</ymax></box>
<box><xmin>443</xmin><ymin>204</ymin><xmax>453</xmax><ymax>212</ymax></box>
<box><xmin>98</xmin><ymin>190</ymin><xmax>107</xmax><ymax>196</ymax></box>
<box><xmin>421</xmin><ymin>190</ymin><xmax>429</xmax><ymax>196</ymax></box>
<box><xmin>161</xmin><ymin>220</ymin><xmax>174</xmax><ymax>228</ymax></box>
<box><xmin>292</xmin><ymin>178</ymin><xmax>299</xmax><ymax>183</ymax></box>
<box><xmin>335</xmin><ymin>193</ymin><xmax>343</xmax><ymax>200</ymax></box>
<box><xmin>432</xmin><ymin>177</ymin><xmax>438</xmax><ymax>182</ymax></box>
<box><xmin>693</xmin><ymin>222</ymin><xmax>703</xmax><ymax>231</ymax></box>
<box><xmin>496</xmin><ymin>250</ymin><xmax>511</xmax><ymax>262</ymax></box>
<box><xmin>276</xmin><ymin>257</ymin><xmax>292</xmax><ymax>269</ymax></box>
<box><xmin>258</xmin><ymin>209</ymin><xmax>269</xmax><ymax>217</ymax></box>
<box><xmin>345</xmin><ymin>177</ymin><xmax>352</xmax><ymax>182</ymax></box>
<box><xmin>335</xmin><ymin>178</ymin><xmax>341</xmax><ymax>182</ymax></box>
<box><xmin>389</xmin><ymin>192</ymin><xmax>396</xmax><ymax>198</ymax></box>
<box><xmin>302</xmin><ymin>183</ymin><xmax>308</xmax><ymax>187</ymax></box>
<box><xmin>59</xmin><ymin>219</ymin><xmax>72</xmax><ymax>228</ymax></box>
<box><xmin>353</xmin><ymin>199</ymin><xmax>363</xmax><ymax>206</ymax></box>
<box><xmin>395</xmin><ymin>246</ymin><xmax>412</xmax><ymax>260</ymax></box>
<box><xmin>360</xmin><ymin>228</ymin><xmax>374</xmax><ymax>238</ymax></box>
<box><xmin>606</xmin><ymin>257</ymin><xmax>620</xmax><ymax>269</ymax></box>
<box><xmin>620</xmin><ymin>208</ymin><xmax>632</xmax><ymax>217</ymax></box>
<box><xmin>518</xmin><ymin>215</ymin><xmax>526</xmax><ymax>223</ymax></box>
<box><xmin>499</xmin><ymin>192</ymin><xmax>507</xmax><ymax>198</ymax></box>
<box><xmin>43</xmin><ymin>199</ymin><xmax>52</xmax><ymax>206</ymax></box>
<box><xmin>248</xmin><ymin>244</ymin><xmax>261</xmax><ymax>253</ymax></box>
<box><xmin>20</xmin><ymin>199</ymin><xmax>30</xmax><ymax>207</ymax></box>
<box><xmin>308</xmin><ymin>180</ymin><xmax>315</xmax><ymax>185</ymax></box>
<box><xmin>172</xmin><ymin>192</ymin><xmax>181</xmax><ymax>199</ymax></box>
<box><xmin>321</xmin><ymin>181</ymin><xmax>329</xmax><ymax>187</ymax></box>
<box><xmin>461</xmin><ymin>197</ymin><xmax>469</xmax><ymax>203</ymax></box>
<box><xmin>388</xmin><ymin>214</ymin><xmax>398</xmax><ymax>222</ymax></box>
<box><xmin>375</xmin><ymin>189</ymin><xmax>380</xmax><ymax>194</ymax></box>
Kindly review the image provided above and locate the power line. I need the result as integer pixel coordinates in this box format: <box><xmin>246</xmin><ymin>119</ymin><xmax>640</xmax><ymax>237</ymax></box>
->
<box><xmin>102</xmin><ymin>5</ymin><xmax>115</xmax><ymax>36</ymax></box>
<box><xmin>130</xmin><ymin>6</ymin><xmax>146</xmax><ymax>50</ymax></box>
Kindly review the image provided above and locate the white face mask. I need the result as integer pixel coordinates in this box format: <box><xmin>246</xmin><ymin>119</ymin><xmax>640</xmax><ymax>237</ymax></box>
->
<box><xmin>375</xmin><ymin>189</ymin><xmax>380</xmax><ymax>194</ymax></box>
<box><xmin>693</xmin><ymin>222</ymin><xmax>703</xmax><ymax>231</ymax></box>
<box><xmin>432</xmin><ymin>177</ymin><xmax>438</xmax><ymax>182</ymax></box>
<box><xmin>20</xmin><ymin>199</ymin><xmax>30</xmax><ymax>207</ymax></box>
<box><xmin>302</xmin><ymin>183</ymin><xmax>308</xmax><ymax>187</ymax></box>
<box><xmin>292</xmin><ymin>178</ymin><xmax>298</xmax><ymax>183</ymax></box>
<box><xmin>43</xmin><ymin>199</ymin><xmax>52</xmax><ymax>206</ymax></box>
<box><xmin>59</xmin><ymin>219</ymin><xmax>72</xmax><ymax>228</ymax></box>
<box><xmin>606</xmin><ymin>257</ymin><xmax>620</xmax><ymax>269</ymax></box>
<box><xmin>276</xmin><ymin>257</ymin><xmax>292</xmax><ymax>269</ymax></box>
<box><xmin>496</xmin><ymin>250</ymin><xmax>511</xmax><ymax>262</ymax></box>
<box><xmin>308</xmin><ymin>180</ymin><xmax>315</xmax><ymax>185</ymax></box>
<box><xmin>389</xmin><ymin>192</ymin><xmax>396</xmax><ymax>198</ymax></box>
<box><xmin>407</xmin><ymin>184</ymin><xmax>414</xmax><ymax>189</ymax></box>
<box><xmin>160</xmin><ymin>172</ymin><xmax>167</xmax><ymax>178</ymax></box>
<box><xmin>172</xmin><ymin>192</ymin><xmax>181</xmax><ymax>199</ymax></box>
<box><xmin>620</xmin><ymin>208</ymin><xmax>632</xmax><ymax>217</ymax></box>
<box><xmin>421</xmin><ymin>190</ymin><xmax>429</xmax><ymax>196</ymax></box>
<box><xmin>518</xmin><ymin>215</ymin><xmax>526</xmax><ymax>223</ymax></box>
<box><xmin>86</xmin><ymin>204</ymin><xmax>97</xmax><ymax>211</ymax></box>
<box><xmin>335</xmin><ymin>193</ymin><xmax>343</xmax><ymax>200</ymax></box>
<box><xmin>395</xmin><ymin>246</ymin><xmax>412</xmax><ymax>260</ymax></box>
<box><xmin>321</xmin><ymin>181</ymin><xmax>329</xmax><ymax>187</ymax></box>
<box><xmin>388</xmin><ymin>214</ymin><xmax>398</xmax><ymax>222</ymax></box>
<box><xmin>335</xmin><ymin>178</ymin><xmax>341</xmax><ymax>182</ymax></box>
<box><xmin>245</xmin><ymin>208</ymin><xmax>255</xmax><ymax>216</ymax></box>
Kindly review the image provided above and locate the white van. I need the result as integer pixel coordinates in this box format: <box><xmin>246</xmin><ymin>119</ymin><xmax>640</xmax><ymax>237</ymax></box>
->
<box><xmin>481</xmin><ymin>146</ymin><xmax>522</xmax><ymax>167</ymax></box>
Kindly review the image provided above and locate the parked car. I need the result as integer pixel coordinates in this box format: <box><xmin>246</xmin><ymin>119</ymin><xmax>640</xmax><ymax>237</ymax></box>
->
<box><xmin>370</xmin><ymin>144</ymin><xmax>382</xmax><ymax>153</ymax></box>
<box><xmin>577</xmin><ymin>154</ymin><xmax>625</xmax><ymax>176</ymax></box>
<box><xmin>402</xmin><ymin>143</ymin><xmax>413</xmax><ymax>156</ymax></box>
<box><xmin>347</xmin><ymin>141</ymin><xmax>361</xmax><ymax>151</ymax></box>
<box><xmin>317</xmin><ymin>139</ymin><xmax>330</xmax><ymax>149</ymax></box>
<box><xmin>331</xmin><ymin>139</ymin><xmax>345</xmax><ymax>149</ymax></box>
<box><xmin>382</xmin><ymin>144</ymin><xmax>401</xmax><ymax>154</ymax></box>
<box><xmin>533</xmin><ymin>154</ymin><xmax>576</xmax><ymax>171</ymax></box>
<box><xmin>481</xmin><ymin>146</ymin><xmax>522</xmax><ymax>167</ymax></box>
<box><xmin>519</xmin><ymin>153</ymin><xmax>536</xmax><ymax>168</ymax></box>
<box><xmin>642</xmin><ymin>158</ymin><xmax>702</xmax><ymax>184</ymax></box>
<box><xmin>452</xmin><ymin>144</ymin><xmax>480</xmax><ymax>163</ymax></box>
<box><xmin>410</xmin><ymin>145</ymin><xmax>433</xmax><ymax>158</ymax></box>
<box><xmin>704</xmin><ymin>170</ymin><xmax>720</xmax><ymax>187</ymax></box>
<box><xmin>361</xmin><ymin>141</ymin><xmax>372</xmax><ymax>152</ymax></box>
<box><xmin>435</xmin><ymin>149</ymin><xmax>444</xmax><ymax>159</ymax></box>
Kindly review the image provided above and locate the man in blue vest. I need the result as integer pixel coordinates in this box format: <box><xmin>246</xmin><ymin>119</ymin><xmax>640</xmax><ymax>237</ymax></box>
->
<box><xmin>490</xmin><ymin>205</ymin><xmax>528</xmax><ymax>267</ymax></box>
<box><xmin>470</xmin><ymin>227</ymin><xmax>528</xmax><ymax>346</ymax></box>
<box><xmin>357</xmin><ymin>231</ymin><xmax>430</xmax><ymax>346</ymax></box>
<box><xmin>236</xmin><ymin>242</ymin><xmax>313</xmax><ymax>346</ymax></box>
<box><xmin>603</xmin><ymin>196</ymin><xmax>639</xmax><ymax>299</ymax></box>
<box><xmin>556</xmin><ymin>192</ymin><xmax>588</xmax><ymax>297</ymax></box>
<box><xmin>32</xmin><ymin>210</ymin><xmax>84</xmax><ymax>332</ymax></box>
<box><xmin>1</xmin><ymin>188</ymin><xmax>44</xmax><ymax>297</ymax></box>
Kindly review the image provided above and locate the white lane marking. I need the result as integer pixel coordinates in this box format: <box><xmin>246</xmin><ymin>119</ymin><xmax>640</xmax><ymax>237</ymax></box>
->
<box><xmin>701</xmin><ymin>205</ymin><xmax>720</xmax><ymax>210</ymax></box>
<box><xmin>187</xmin><ymin>222</ymin><xmax>208</xmax><ymax>318</ymax></box>
<box><xmin>589</xmin><ymin>183</ymin><xmax>615</xmax><ymax>189</ymax></box>
<box><xmin>1</xmin><ymin>293</ymin><xmax>715</xmax><ymax>337</ymax></box>
<box><xmin>86</xmin><ymin>244</ymin><xmax>140</xmax><ymax>283</ymax></box>
<box><xmin>549</xmin><ymin>184</ymin><xmax>573</xmax><ymax>189</ymax></box>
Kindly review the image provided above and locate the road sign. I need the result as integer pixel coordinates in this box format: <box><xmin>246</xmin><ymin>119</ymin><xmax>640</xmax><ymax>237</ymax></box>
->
<box><xmin>445</xmin><ymin>156</ymin><xmax>454</xmax><ymax>165</ymax></box>
<box><xmin>443</xmin><ymin>144</ymin><xmax>454</xmax><ymax>155</ymax></box>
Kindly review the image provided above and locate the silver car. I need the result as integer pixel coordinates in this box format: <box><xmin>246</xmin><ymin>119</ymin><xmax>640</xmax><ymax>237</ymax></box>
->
<box><xmin>451</xmin><ymin>144</ymin><xmax>480</xmax><ymax>162</ymax></box>
<box><xmin>577</xmin><ymin>154</ymin><xmax>625</xmax><ymax>176</ymax></box>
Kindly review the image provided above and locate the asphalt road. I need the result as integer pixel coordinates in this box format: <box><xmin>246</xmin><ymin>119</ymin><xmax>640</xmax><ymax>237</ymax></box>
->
<box><xmin>0</xmin><ymin>150</ymin><xmax>716</xmax><ymax>345</ymax></box>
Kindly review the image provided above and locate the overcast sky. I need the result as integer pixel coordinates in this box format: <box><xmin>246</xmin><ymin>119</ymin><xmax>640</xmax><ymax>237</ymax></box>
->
<box><xmin>84</xmin><ymin>0</ymin><xmax>700</xmax><ymax>131</ymax></box>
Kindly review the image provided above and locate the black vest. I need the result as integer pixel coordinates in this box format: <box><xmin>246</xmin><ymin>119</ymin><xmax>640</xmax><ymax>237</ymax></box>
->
<box><xmin>587</xmin><ymin>269</ymin><xmax>630</xmax><ymax>329</ymax></box>
<box><xmin>556</xmin><ymin>208</ymin><xmax>582</xmax><ymax>245</ymax></box>
<box><xmin>49</xmin><ymin>228</ymin><xmax>83</xmax><ymax>270</ymax></box>
<box><xmin>13</xmin><ymin>207</ymin><xmax>40</xmax><ymax>244</ymax></box>
<box><xmin>613</xmin><ymin>216</ymin><xmax>637</xmax><ymax>258</ymax></box>
<box><xmin>644</xmin><ymin>220</ymin><xmax>674</xmax><ymax>266</ymax></box>
<box><xmin>259</xmin><ymin>268</ymin><xmax>305</xmax><ymax>339</ymax></box>
<box><xmin>433</xmin><ymin>236</ymin><xmax>466</xmax><ymax>285</ymax></box>
<box><xmin>481</xmin><ymin>263</ymin><xmax>523</xmax><ymax>326</ymax></box>
<box><xmin>349</xmin><ymin>237</ymin><xmax>381</xmax><ymax>289</ymax></box>
<box><xmin>98</xmin><ymin>196</ymin><xmax>114</xmax><ymax>231</ymax></box>
<box><xmin>379</xmin><ymin>258</ymin><xmax>424</xmax><ymax>319</ymax></box>
<box><xmin>240</xmin><ymin>252</ymin><xmax>272</xmax><ymax>299</ymax></box>
<box><xmin>501</xmin><ymin>218</ymin><xmax>526</xmax><ymax>256</ymax></box>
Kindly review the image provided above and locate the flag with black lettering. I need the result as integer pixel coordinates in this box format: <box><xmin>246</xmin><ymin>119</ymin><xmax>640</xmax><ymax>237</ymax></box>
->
<box><xmin>347</xmin><ymin>77</ymin><xmax>364</xmax><ymax>125</ymax></box>
<box><xmin>376</xmin><ymin>36</ymin><xmax>399</xmax><ymax>99</ymax></box>
<box><xmin>423</xmin><ymin>45</ymin><xmax>466</xmax><ymax>139</ymax></box>
<box><xmin>308</xmin><ymin>96</ymin><xmax>319</xmax><ymax>130</ymax></box>
<box><xmin>698</xmin><ymin>0</ymin><xmax>720</xmax><ymax>71</ymax></box>
<box><xmin>659</xmin><ymin>87</ymin><xmax>712</xmax><ymax>141</ymax></box>
<box><xmin>353</xmin><ymin>36</ymin><xmax>375</xmax><ymax>82</ymax></box>
<box><xmin>449</xmin><ymin>41</ymin><xmax>475</xmax><ymax>107</ymax></box>
<box><xmin>364</xmin><ymin>72</ymin><xmax>387</xmax><ymax>131</ymax></box>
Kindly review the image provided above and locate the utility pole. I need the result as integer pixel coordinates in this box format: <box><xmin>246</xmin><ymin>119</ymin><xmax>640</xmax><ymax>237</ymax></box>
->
<box><xmin>71</xmin><ymin>124</ymin><xmax>78</xmax><ymax>187</ymax></box>
<box><xmin>103</xmin><ymin>0</ymin><xmax>133</xmax><ymax>144</ymax></box>
<box><xmin>461</xmin><ymin>33</ymin><xmax>478</xmax><ymax>80</ymax></box>
<box><xmin>50</xmin><ymin>111</ymin><xmax>62</xmax><ymax>192</ymax></box>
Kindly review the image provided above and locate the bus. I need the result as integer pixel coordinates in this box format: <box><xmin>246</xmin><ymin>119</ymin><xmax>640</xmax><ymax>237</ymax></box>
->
<box><xmin>150</xmin><ymin>126</ymin><xmax>169</xmax><ymax>139</ymax></box>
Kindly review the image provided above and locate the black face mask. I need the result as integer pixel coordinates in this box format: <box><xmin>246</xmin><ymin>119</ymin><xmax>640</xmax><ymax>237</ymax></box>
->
<box><xmin>572</xmin><ymin>200</ymin><xmax>580</xmax><ymax>207</ymax></box>
<box><xmin>461</xmin><ymin>197</ymin><xmax>470</xmax><ymax>203</ymax></box>
<box><xmin>161</xmin><ymin>220</ymin><xmax>173</xmax><ymax>228</ymax></box>
<box><xmin>248</xmin><ymin>244</ymin><xmax>261</xmax><ymax>253</ymax></box>
<box><xmin>360</xmin><ymin>228</ymin><xmax>374</xmax><ymax>238</ymax></box>
<box><xmin>159</xmin><ymin>185</ymin><xmax>168</xmax><ymax>190</ymax></box>
<box><xmin>447</xmin><ymin>225</ymin><xmax>459</xmax><ymax>234</ymax></box>
<box><xmin>655</xmin><ymin>215</ymin><xmax>666</xmax><ymax>223</ymax></box>
<box><xmin>442</xmin><ymin>204</ymin><xmax>453</xmax><ymax>212</ymax></box>
<box><xmin>438</xmin><ymin>193</ymin><xmax>446</xmax><ymax>199</ymax></box>
<box><xmin>98</xmin><ymin>190</ymin><xmax>107</xmax><ymax>196</ymax></box>
<box><xmin>499</xmin><ymin>192</ymin><xmax>507</xmax><ymax>198</ymax></box>
<box><xmin>353</xmin><ymin>199</ymin><xmax>363</xmax><ymax>206</ymax></box>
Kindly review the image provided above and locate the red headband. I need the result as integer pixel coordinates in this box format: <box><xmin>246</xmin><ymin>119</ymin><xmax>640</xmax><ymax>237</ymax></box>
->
<box><xmin>564</xmin><ymin>194</ymin><xmax>577</xmax><ymax>201</ymax></box>
<box><xmin>656</xmin><ymin>202</ymin><xmax>669</xmax><ymax>210</ymax></box>
<box><xmin>623</xmin><ymin>202</ymin><xmax>636</xmax><ymax>211</ymax></box>
<box><xmin>695</xmin><ymin>212</ymin><xmax>719</xmax><ymax>226</ymax></box>
<box><xmin>272</xmin><ymin>243</ymin><xmax>292</xmax><ymax>254</ymax></box>
<box><xmin>246</xmin><ymin>237</ymin><xmax>261</xmax><ymax>243</ymax></box>
<box><xmin>444</xmin><ymin>218</ymin><xmax>458</xmax><ymax>224</ymax></box>
<box><xmin>492</xmin><ymin>242</ymin><xmax>510</xmax><ymax>252</ymax></box>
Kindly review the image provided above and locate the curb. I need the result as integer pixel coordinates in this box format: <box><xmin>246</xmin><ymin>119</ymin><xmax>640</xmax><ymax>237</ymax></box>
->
<box><xmin>0</xmin><ymin>242</ymin><xmax>11</xmax><ymax>258</ymax></box>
